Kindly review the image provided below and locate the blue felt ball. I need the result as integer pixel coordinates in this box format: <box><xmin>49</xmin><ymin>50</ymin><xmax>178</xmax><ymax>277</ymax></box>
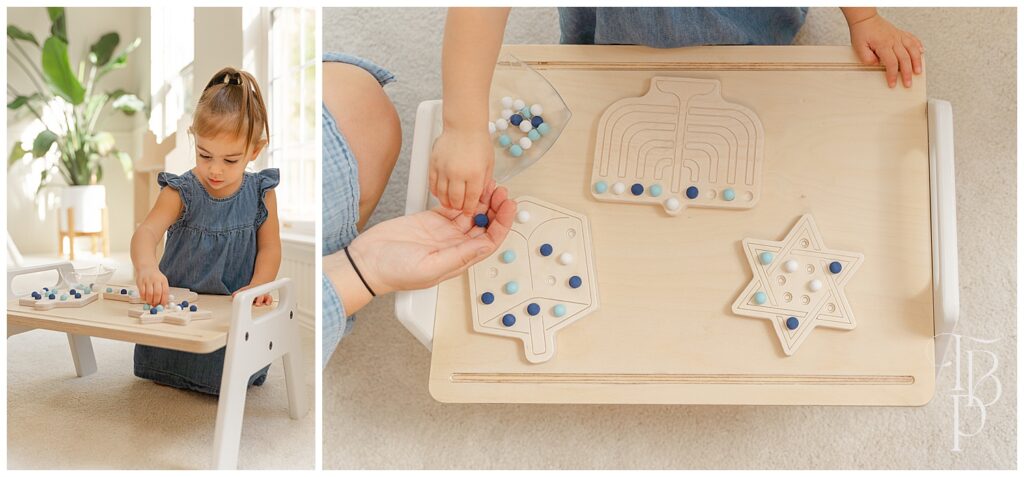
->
<box><xmin>527</xmin><ymin>129</ymin><xmax>541</xmax><ymax>141</ymax></box>
<box><xmin>106</xmin><ymin>287</ymin><xmax>113</xmax><ymax>293</ymax></box>
<box><xmin>536</xmin><ymin>123</ymin><xmax>551</xmax><ymax>135</ymax></box>
<box><xmin>31</xmin><ymin>292</ymin><xmax>40</xmax><ymax>300</ymax></box>
<box><xmin>786</xmin><ymin>316</ymin><xmax>800</xmax><ymax>330</ymax></box>
<box><xmin>594</xmin><ymin>181</ymin><xmax>608</xmax><ymax>194</ymax></box>
<box><xmin>474</xmin><ymin>214</ymin><xmax>489</xmax><ymax>228</ymax></box>
<box><xmin>181</xmin><ymin>300</ymin><xmax>189</xmax><ymax>308</ymax></box>
<box><xmin>120</xmin><ymin>288</ymin><xmax>127</xmax><ymax>295</ymax></box>
<box><xmin>686</xmin><ymin>186</ymin><xmax>699</xmax><ymax>199</ymax></box>
<box><xmin>150</xmin><ymin>307</ymin><xmax>159</xmax><ymax>315</ymax></box>
<box><xmin>753</xmin><ymin>291</ymin><xmax>767</xmax><ymax>305</ymax></box>
<box><xmin>527</xmin><ymin>303</ymin><xmax>540</xmax><ymax>316</ymax></box>
<box><xmin>70</xmin><ymin>289</ymin><xmax>77</xmax><ymax>295</ymax></box>
<box><xmin>509</xmin><ymin>114</ymin><xmax>523</xmax><ymax>126</ymax></box>
<box><xmin>481</xmin><ymin>292</ymin><xmax>495</xmax><ymax>305</ymax></box>
<box><xmin>504</xmin><ymin>281</ymin><xmax>519</xmax><ymax>294</ymax></box>
<box><xmin>143</xmin><ymin>304</ymin><xmax>151</xmax><ymax>310</ymax></box>
<box><xmin>539</xmin><ymin>243</ymin><xmax>553</xmax><ymax>256</ymax></box>
<box><xmin>722</xmin><ymin>188</ymin><xmax>736</xmax><ymax>201</ymax></box>
<box><xmin>552</xmin><ymin>304</ymin><xmax>567</xmax><ymax>317</ymax></box>
<box><xmin>829</xmin><ymin>261</ymin><xmax>843</xmax><ymax>274</ymax></box>
<box><xmin>190</xmin><ymin>305</ymin><xmax>198</xmax><ymax>312</ymax></box>
<box><xmin>650</xmin><ymin>184</ymin><xmax>663</xmax><ymax>197</ymax></box>
<box><xmin>498</xmin><ymin>134</ymin><xmax>512</xmax><ymax>147</ymax></box>
<box><xmin>509</xmin><ymin>144</ymin><xmax>524</xmax><ymax>157</ymax></box>
<box><xmin>631</xmin><ymin>183</ymin><xmax>644</xmax><ymax>196</ymax></box>
<box><xmin>48</xmin><ymin>294</ymin><xmax>55</xmax><ymax>300</ymax></box>
<box><xmin>531</xmin><ymin>116</ymin><xmax>544</xmax><ymax>127</ymax></box>
<box><xmin>569</xmin><ymin>275</ymin><xmax>583</xmax><ymax>288</ymax></box>
<box><xmin>502</xmin><ymin>314</ymin><xmax>516</xmax><ymax>327</ymax></box>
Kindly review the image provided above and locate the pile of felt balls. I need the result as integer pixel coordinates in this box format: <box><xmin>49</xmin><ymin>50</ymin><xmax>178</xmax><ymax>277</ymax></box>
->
<box><xmin>488</xmin><ymin>96</ymin><xmax>553</xmax><ymax>157</ymax></box>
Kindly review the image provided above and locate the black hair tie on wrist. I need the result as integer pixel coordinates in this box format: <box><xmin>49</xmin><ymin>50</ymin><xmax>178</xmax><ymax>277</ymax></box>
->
<box><xmin>344</xmin><ymin>246</ymin><xmax>376</xmax><ymax>297</ymax></box>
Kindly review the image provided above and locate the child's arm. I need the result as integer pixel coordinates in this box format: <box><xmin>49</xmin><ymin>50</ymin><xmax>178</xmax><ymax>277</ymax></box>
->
<box><xmin>430</xmin><ymin>7</ymin><xmax>511</xmax><ymax>217</ymax></box>
<box><xmin>840</xmin><ymin>7</ymin><xmax>924</xmax><ymax>88</ymax></box>
<box><xmin>235</xmin><ymin>189</ymin><xmax>282</xmax><ymax>306</ymax></box>
<box><xmin>130</xmin><ymin>187</ymin><xmax>183</xmax><ymax>306</ymax></box>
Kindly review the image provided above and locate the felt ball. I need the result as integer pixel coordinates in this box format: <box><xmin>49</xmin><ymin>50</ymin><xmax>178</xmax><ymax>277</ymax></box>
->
<box><xmin>536</xmin><ymin>123</ymin><xmax>551</xmax><ymax>135</ymax></box>
<box><xmin>498</xmin><ymin>134</ymin><xmax>512</xmax><ymax>147</ymax></box>
<box><xmin>70</xmin><ymin>288</ymin><xmax>77</xmax><ymax>294</ymax></box>
<box><xmin>60</xmin><ymin>294</ymin><xmax>68</xmax><ymax>301</ymax></box>
<box><xmin>558</xmin><ymin>252</ymin><xmax>574</xmax><ymax>265</ymax></box>
<box><xmin>150</xmin><ymin>307</ymin><xmax>159</xmax><ymax>315</ymax></box>
<box><xmin>31</xmin><ymin>292</ymin><xmax>40</xmax><ymax>300</ymax></box>
<box><xmin>612</xmin><ymin>182</ymin><xmax>626</xmax><ymax>195</ymax></box>
<box><xmin>501</xmin><ymin>250</ymin><xmax>517</xmax><ymax>263</ymax></box>
<box><xmin>488</xmin><ymin>122</ymin><xmax>496</xmax><ymax>134</ymax></box>
<box><xmin>783</xmin><ymin>259</ymin><xmax>799</xmax><ymax>273</ymax></box>
<box><xmin>519</xmin><ymin>107</ymin><xmax>532</xmax><ymax>119</ymax></box>
<box><xmin>504</xmin><ymin>281</ymin><xmax>519</xmax><ymax>294</ymax></box>
<box><xmin>509</xmin><ymin>114</ymin><xmax>523</xmax><ymax>126</ymax></box>
<box><xmin>553</xmin><ymin>304</ymin><xmax>567</xmax><ymax>317</ymax></box>
<box><xmin>106</xmin><ymin>287</ymin><xmax>113</xmax><ymax>293</ymax></box>
<box><xmin>539</xmin><ymin>243</ymin><xmax>553</xmax><ymax>256</ymax></box>
<box><xmin>481</xmin><ymin>292</ymin><xmax>495</xmax><ymax>305</ymax></box>
<box><xmin>686</xmin><ymin>186</ymin><xmax>699</xmax><ymax>199</ymax></box>
<box><xmin>501</xmin><ymin>108</ymin><xmax>514</xmax><ymax>119</ymax></box>
<box><xmin>181</xmin><ymin>300</ymin><xmax>189</xmax><ymax>308</ymax></box>
<box><xmin>723</xmin><ymin>188</ymin><xmax>736</xmax><ymax>201</ymax></box>
<box><xmin>501</xmin><ymin>96</ymin><xmax>514</xmax><ymax>108</ymax></box>
<box><xmin>190</xmin><ymin>305</ymin><xmax>198</xmax><ymax>312</ymax></box>
<box><xmin>631</xmin><ymin>183</ymin><xmax>644</xmax><ymax>196</ymax></box>
<box><xmin>650</xmin><ymin>184</ymin><xmax>663</xmax><ymax>197</ymax></box>
<box><xmin>84</xmin><ymin>288</ymin><xmax>91</xmax><ymax>294</ymax></box>
<box><xmin>530</xmin><ymin>104</ymin><xmax>543</xmax><ymax>116</ymax></box>
<box><xmin>786</xmin><ymin>317</ymin><xmax>800</xmax><ymax>330</ymax></box>
<box><xmin>156</xmin><ymin>305</ymin><xmax>164</xmax><ymax>312</ymax></box>
<box><xmin>43</xmin><ymin>287</ymin><xmax>49</xmax><ymax>292</ymax></box>
<box><xmin>502</xmin><ymin>314</ymin><xmax>516</xmax><ymax>327</ymax></box>
<box><xmin>120</xmin><ymin>288</ymin><xmax>127</xmax><ymax>295</ymax></box>
<box><xmin>518</xmin><ymin>121</ymin><xmax>533</xmax><ymax>133</ymax></box>
<box><xmin>143</xmin><ymin>304</ymin><xmax>151</xmax><ymax>310</ymax></box>
<box><xmin>754</xmin><ymin>291</ymin><xmax>767</xmax><ymax>305</ymax></box>
<box><xmin>48</xmin><ymin>294</ymin><xmax>55</xmax><ymax>300</ymax></box>
<box><xmin>527</xmin><ymin>303</ymin><xmax>540</xmax><ymax>316</ymax></box>
<box><xmin>569</xmin><ymin>276</ymin><xmax>583</xmax><ymax>288</ymax></box>
<box><xmin>594</xmin><ymin>181</ymin><xmax>608</xmax><ymax>194</ymax></box>
<box><xmin>513</xmin><ymin>99</ymin><xmax>526</xmax><ymax>110</ymax></box>
<box><xmin>495</xmin><ymin>118</ymin><xmax>509</xmax><ymax>131</ymax></box>
<box><xmin>519</xmin><ymin>137</ymin><xmax>533</xmax><ymax>149</ymax></box>
<box><xmin>759</xmin><ymin>252</ymin><xmax>775</xmax><ymax>265</ymax></box>
<box><xmin>516</xmin><ymin>210</ymin><xmax>531</xmax><ymax>223</ymax></box>
<box><xmin>527</xmin><ymin>129</ymin><xmax>541</xmax><ymax>141</ymax></box>
<box><xmin>531</xmin><ymin>115</ymin><xmax>544</xmax><ymax>127</ymax></box>
<box><xmin>829</xmin><ymin>261</ymin><xmax>843</xmax><ymax>274</ymax></box>
<box><xmin>509</xmin><ymin>144</ymin><xmax>524</xmax><ymax>157</ymax></box>
<box><xmin>474</xmin><ymin>214</ymin><xmax>489</xmax><ymax>228</ymax></box>
<box><xmin>808</xmin><ymin>279</ymin><xmax>823</xmax><ymax>292</ymax></box>
<box><xmin>665</xmin><ymin>197</ymin><xmax>681</xmax><ymax>211</ymax></box>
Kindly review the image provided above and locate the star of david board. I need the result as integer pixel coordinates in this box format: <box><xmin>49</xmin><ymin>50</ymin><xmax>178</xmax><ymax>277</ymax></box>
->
<box><xmin>731</xmin><ymin>214</ymin><xmax>864</xmax><ymax>356</ymax></box>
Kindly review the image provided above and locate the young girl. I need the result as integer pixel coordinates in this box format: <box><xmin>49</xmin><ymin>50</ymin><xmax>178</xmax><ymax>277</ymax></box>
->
<box><xmin>130</xmin><ymin>67</ymin><xmax>281</xmax><ymax>395</ymax></box>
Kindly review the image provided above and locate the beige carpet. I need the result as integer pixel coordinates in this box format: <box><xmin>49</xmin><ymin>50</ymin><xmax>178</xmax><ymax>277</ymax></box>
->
<box><xmin>7</xmin><ymin>320</ymin><xmax>316</xmax><ymax>469</ymax></box>
<box><xmin>323</xmin><ymin>6</ymin><xmax>1016</xmax><ymax>470</ymax></box>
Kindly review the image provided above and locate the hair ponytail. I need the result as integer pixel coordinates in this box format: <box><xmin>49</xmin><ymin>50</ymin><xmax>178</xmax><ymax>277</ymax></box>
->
<box><xmin>191</xmin><ymin>67</ymin><xmax>270</xmax><ymax>158</ymax></box>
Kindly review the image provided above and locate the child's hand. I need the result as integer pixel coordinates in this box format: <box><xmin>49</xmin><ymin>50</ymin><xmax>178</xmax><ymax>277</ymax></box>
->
<box><xmin>233</xmin><ymin>284</ymin><xmax>274</xmax><ymax>307</ymax></box>
<box><xmin>847</xmin><ymin>13</ymin><xmax>924</xmax><ymax>88</ymax></box>
<box><xmin>429</xmin><ymin>126</ymin><xmax>494</xmax><ymax>217</ymax></box>
<box><xmin>344</xmin><ymin>180</ymin><xmax>515</xmax><ymax>295</ymax></box>
<box><xmin>136</xmin><ymin>266</ymin><xmax>170</xmax><ymax>307</ymax></box>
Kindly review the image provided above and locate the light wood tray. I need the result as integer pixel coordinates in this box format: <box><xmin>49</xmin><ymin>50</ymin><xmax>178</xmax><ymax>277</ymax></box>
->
<box><xmin>429</xmin><ymin>45</ymin><xmax>934</xmax><ymax>405</ymax></box>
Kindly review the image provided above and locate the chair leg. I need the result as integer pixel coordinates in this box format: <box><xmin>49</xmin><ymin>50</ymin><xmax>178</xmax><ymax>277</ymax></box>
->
<box><xmin>66</xmin><ymin>333</ymin><xmax>97</xmax><ymax>377</ymax></box>
<box><xmin>282</xmin><ymin>351</ymin><xmax>309</xmax><ymax>420</ymax></box>
<box><xmin>102</xmin><ymin>207</ymin><xmax>110</xmax><ymax>257</ymax></box>
<box><xmin>67</xmin><ymin>208</ymin><xmax>76</xmax><ymax>261</ymax></box>
<box><xmin>212</xmin><ymin>356</ymin><xmax>249</xmax><ymax>469</ymax></box>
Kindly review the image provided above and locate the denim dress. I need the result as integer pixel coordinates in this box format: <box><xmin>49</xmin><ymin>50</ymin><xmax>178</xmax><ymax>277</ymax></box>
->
<box><xmin>558</xmin><ymin>7</ymin><xmax>809</xmax><ymax>47</ymax></box>
<box><xmin>133</xmin><ymin>168</ymin><xmax>279</xmax><ymax>395</ymax></box>
<box><xmin>321</xmin><ymin>52</ymin><xmax>395</xmax><ymax>367</ymax></box>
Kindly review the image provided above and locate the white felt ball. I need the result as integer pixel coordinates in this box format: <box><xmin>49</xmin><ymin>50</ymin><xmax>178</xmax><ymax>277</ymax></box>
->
<box><xmin>513</xmin><ymin>99</ymin><xmax>526</xmax><ymax>110</ymax></box>
<box><xmin>558</xmin><ymin>252</ymin><xmax>574</xmax><ymax>265</ymax></box>
<box><xmin>612</xmin><ymin>182</ymin><xmax>626</xmax><ymax>195</ymax></box>
<box><xmin>495</xmin><ymin>118</ymin><xmax>508</xmax><ymax>130</ymax></box>
<box><xmin>530</xmin><ymin>104</ymin><xmax>543</xmax><ymax>116</ymax></box>
<box><xmin>783</xmin><ymin>259</ymin><xmax>798</xmax><ymax>273</ymax></box>
<box><xmin>665</xmin><ymin>197</ymin><xmax>681</xmax><ymax>211</ymax></box>
<box><xmin>808</xmin><ymin>279</ymin><xmax>822</xmax><ymax>292</ymax></box>
<box><xmin>501</xmin><ymin>108</ymin><xmax>513</xmax><ymax>119</ymax></box>
<box><xmin>519</xmin><ymin>137</ymin><xmax>533</xmax><ymax>149</ymax></box>
<box><xmin>515</xmin><ymin>210</ymin><xmax>531</xmax><ymax>223</ymax></box>
<box><xmin>519</xmin><ymin>121</ymin><xmax>533</xmax><ymax>133</ymax></box>
<box><xmin>501</xmin><ymin>96</ymin><xmax>514</xmax><ymax>108</ymax></box>
<box><xmin>488</xmin><ymin>122</ymin><xmax>496</xmax><ymax>134</ymax></box>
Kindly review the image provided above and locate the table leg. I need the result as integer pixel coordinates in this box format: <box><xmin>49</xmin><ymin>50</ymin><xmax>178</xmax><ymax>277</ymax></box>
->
<box><xmin>66</xmin><ymin>333</ymin><xmax>97</xmax><ymax>377</ymax></box>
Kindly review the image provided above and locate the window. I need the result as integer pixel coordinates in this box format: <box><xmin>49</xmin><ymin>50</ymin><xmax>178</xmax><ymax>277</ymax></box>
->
<box><xmin>148</xmin><ymin>7</ymin><xmax>194</xmax><ymax>141</ymax></box>
<box><xmin>266</xmin><ymin>7</ymin><xmax>317</xmax><ymax>225</ymax></box>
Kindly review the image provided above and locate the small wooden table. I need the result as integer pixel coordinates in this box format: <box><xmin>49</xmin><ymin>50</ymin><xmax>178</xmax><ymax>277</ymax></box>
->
<box><xmin>426</xmin><ymin>45</ymin><xmax>938</xmax><ymax>406</ymax></box>
<box><xmin>7</xmin><ymin>261</ymin><xmax>309</xmax><ymax>469</ymax></box>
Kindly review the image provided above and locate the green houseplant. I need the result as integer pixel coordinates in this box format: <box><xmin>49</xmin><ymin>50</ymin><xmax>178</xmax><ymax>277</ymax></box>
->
<box><xmin>7</xmin><ymin>7</ymin><xmax>144</xmax><ymax>243</ymax></box>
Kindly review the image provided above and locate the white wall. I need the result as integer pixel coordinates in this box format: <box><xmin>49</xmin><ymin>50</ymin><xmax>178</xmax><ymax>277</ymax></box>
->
<box><xmin>6</xmin><ymin>7</ymin><xmax>147</xmax><ymax>255</ymax></box>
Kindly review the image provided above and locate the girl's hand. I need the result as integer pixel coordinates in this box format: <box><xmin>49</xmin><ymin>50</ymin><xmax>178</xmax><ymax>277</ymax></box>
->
<box><xmin>429</xmin><ymin>126</ymin><xmax>495</xmax><ymax>217</ymax></box>
<box><xmin>233</xmin><ymin>284</ymin><xmax>274</xmax><ymax>307</ymax></box>
<box><xmin>136</xmin><ymin>266</ymin><xmax>170</xmax><ymax>307</ymax></box>
<box><xmin>847</xmin><ymin>13</ymin><xmax>924</xmax><ymax>88</ymax></box>
<box><xmin>346</xmin><ymin>181</ymin><xmax>516</xmax><ymax>295</ymax></box>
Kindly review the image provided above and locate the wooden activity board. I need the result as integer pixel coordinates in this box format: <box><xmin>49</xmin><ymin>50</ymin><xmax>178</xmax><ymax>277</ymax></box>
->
<box><xmin>429</xmin><ymin>46</ymin><xmax>935</xmax><ymax>406</ymax></box>
<box><xmin>591</xmin><ymin>77</ymin><xmax>765</xmax><ymax>214</ymax></box>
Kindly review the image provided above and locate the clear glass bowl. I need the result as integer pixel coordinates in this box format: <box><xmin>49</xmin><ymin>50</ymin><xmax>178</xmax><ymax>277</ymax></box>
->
<box><xmin>489</xmin><ymin>54</ymin><xmax>572</xmax><ymax>182</ymax></box>
<box><xmin>66</xmin><ymin>264</ymin><xmax>116</xmax><ymax>289</ymax></box>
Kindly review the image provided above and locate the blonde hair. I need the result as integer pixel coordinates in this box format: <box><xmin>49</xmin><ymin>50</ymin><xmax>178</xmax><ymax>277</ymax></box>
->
<box><xmin>190</xmin><ymin>67</ymin><xmax>269</xmax><ymax>158</ymax></box>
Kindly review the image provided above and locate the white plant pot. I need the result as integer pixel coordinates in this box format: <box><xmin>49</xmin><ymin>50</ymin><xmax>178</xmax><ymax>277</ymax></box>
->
<box><xmin>59</xmin><ymin>185</ymin><xmax>106</xmax><ymax>233</ymax></box>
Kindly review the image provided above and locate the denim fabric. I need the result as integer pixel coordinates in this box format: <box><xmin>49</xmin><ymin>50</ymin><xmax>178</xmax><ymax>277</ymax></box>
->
<box><xmin>558</xmin><ymin>7</ymin><xmax>809</xmax><ymax>48</ymax></box>
<box><xmin>134</xmin><ymin>168</ymin><xmax>279</xmax><ymax>395</ymax></box>
<box><xmin>322</xmin><ymin>52</ymin><xmax>395</xmax><ymax>367</ymax></box>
